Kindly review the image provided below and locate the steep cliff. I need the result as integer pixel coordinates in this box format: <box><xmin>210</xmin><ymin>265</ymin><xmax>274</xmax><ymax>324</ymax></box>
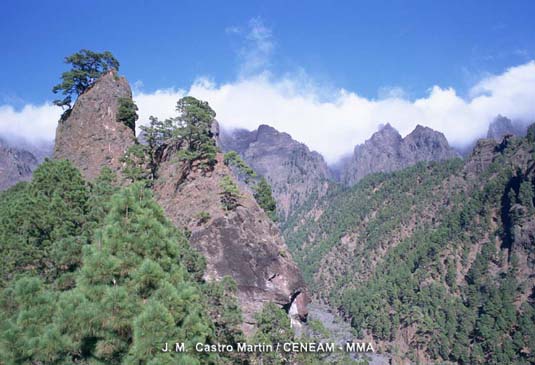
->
<box><xmin>220</xmin><ymin>124</ymin><xmax>332</xmax><ymax>220</ymax></box>
<box><xmin>153</xmin><ymin>148</ymin><xmax>308</xmax><ymax>334</ymax></box>
<box><xmin>53</xmin><ymin>70</ymin><xmax>136</xmax><ymax>180</ymax></box>
<box><xmin>341</xmin><ymin>123</ymin><xmax>459</xmax><ymax>186</ymax></box>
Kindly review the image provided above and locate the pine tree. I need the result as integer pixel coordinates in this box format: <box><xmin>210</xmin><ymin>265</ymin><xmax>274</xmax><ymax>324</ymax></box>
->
<box><xmin>254</xmin><ymin>177</ymin><xmax>277</xmax><ymax>221</ymax></box>
<box><xmin>252</xmin><ymin>302</ymin><xmax>294</xmax><ymax>365</ymax></box>
<box><xmin>0</xmin><ymin>159</ymin><xmax>90</xmax><ymax>284</ymax></box>
<box><xmin>69</xmin><ymin>183</ymin><xmax>216</xmax><ymax>364</ymax></box>
<box><xmin>52</xmin><ymin>49</ymin><xmax>119</xmax><ymax>111</ymax></box>
<box><xmin>117</xmin><ymin>96</ymin><xmax>138</xmax><ymax>131</ymax></box>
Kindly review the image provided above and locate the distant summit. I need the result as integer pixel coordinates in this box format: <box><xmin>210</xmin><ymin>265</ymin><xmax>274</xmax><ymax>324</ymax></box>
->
<box><xmin>0</xmin><ymin>137</ymin><xmax>39</xmax><ymax>190</ymax></box>
<box><xmin>341</xmin><ymin>123</ymin><xmax>459</xmax><ymax>186</ymax></box>
<box><xmin>220</xmin><ymin>124</ymin><xmax>332</xmax><ymax>220</ymax></box>
<box><xmin>487</xmin><ymin>115</ymin><xmax>526</xmax><ymax>142</ymax></box>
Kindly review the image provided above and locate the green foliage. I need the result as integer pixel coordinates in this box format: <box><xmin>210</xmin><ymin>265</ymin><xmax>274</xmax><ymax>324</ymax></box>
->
<box><xmin>254</xmin><ymin>177</ymin><xmax>277</xmax><ymax>221</ymax></box>
<box><xmin>527</xmin><ymin>123</ymin><xmax>535</xmax><ymax>143</ymax></box>
<box><xmin>120</xmin><ymin>143</ymin><xmax>152</xmax><ymax>185</ymax></box>
<box><xmin>139</xmin><ymin>97</ymin><xmax>218</xmax><ymax>174</ymax></box>
<box><xmin>284</xmin><ymin>134</ymin><xmax>535</xmax><ymax>364</ymax></box>
<box><xmin>74</xmin><ymin>183</ymin><xmax>214</xmax><ymax>364</ymax></box>
<box><xmin>252</xmin><ymin>302</ymin><xmax>294</xmax><ymax>365</ymax></box>
<box><xmin>518</xmin><ymin>179</ymin><xmax>534</xmax><ymax>213</ymax></box>
<box><xmin>0</xmin><ymin>159</ymin><xmax>90</xmax><ymax>286</ymax></box>
<box><xmin>284</xmin><ymin>159</ymin><xmax>464</xmax><ymax>286</ymax></box>
<box><xmin>196</xmin><ymin>210</ymin><xmax>211</xmax><ymax>225</ymax></box>
<box><xmin>117</xmin><ymin>96</ymin><xmax>138</xmax><ymax>131</ymax></box>
<box><xmin>0</xmin><ymin>165</ymin><xmax>251</xmax><ymax>364</ymax></box>
<box><xmin>175</xmin><ymin>96</ymin><xmax>217</xmax><ymax>168</ymax></box>
<box><xmin>220</xmin><ymin>175</ymin><xmax>241</xmax><ymax>211</ymax></box>
<box><xmin>202</xmin><ymin>277</ymin><xmax>247</xmax><ymax>364</ymax></box>
<box><xmin>308</xmin><ymin>319</ymin><xmax>330</xmax><ymax>338</ymax></box>
<box><xmin>52</xmin><ymin>49</ymin><xmax>119</xmax><ymax>111</ymax></box>
<box><xmin>223</xmin><ymin>151</ymin><xmax>277</xmax><ymax>220</ymax></box>
<box><xmin>224</xmin><ymin>151</ymin><xmax>256</xmax><ymax>181</ymax></box>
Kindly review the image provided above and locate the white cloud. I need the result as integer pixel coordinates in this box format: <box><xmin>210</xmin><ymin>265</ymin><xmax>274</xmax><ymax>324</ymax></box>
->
<box><xmin>132</xmin><ymin>61</ymin><xmax>535</xmax><ymax>164</ymax></box>
<box><xmin>2</xmin><ymin>18</ymin><xmax>535</xmax><ymax>165</ymax></box>
<box><xmin>236</xmin><ymin>17</ymin><xmax>275</xmax><ymax>77</ymax></box>
<box><xmin>0</xmin><ymin>103</ymin><xmax>60</xmax><ymax>143</ymax></box>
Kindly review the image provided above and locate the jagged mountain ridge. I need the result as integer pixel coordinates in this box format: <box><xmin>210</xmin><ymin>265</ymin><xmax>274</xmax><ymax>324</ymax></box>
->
<box><xmin>341</xmin><ymin>123</ymin><xmax>460</xmax><ymax>186</ymax></box>
<box><xmin>220</xmin><ymin>124</ymin><xmax>332</xmax><ymax>220</ymax></box>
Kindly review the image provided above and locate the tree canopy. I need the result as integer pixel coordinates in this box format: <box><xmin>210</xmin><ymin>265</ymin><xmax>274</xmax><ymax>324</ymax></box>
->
<box><xmin>52</xmin><ymin>49</ymin><xmax>119</xmax><ymax>110</ymax></box>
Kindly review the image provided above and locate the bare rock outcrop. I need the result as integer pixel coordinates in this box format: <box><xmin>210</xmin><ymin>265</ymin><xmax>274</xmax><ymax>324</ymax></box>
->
<box><xmin>220</xmin><ymin>125</ymin><xmax>332</xmax><ymax>220</ymax></box>
<box><xmin>53</xmin><ymin>70</ymin><xmax>136</xmax><ymax>180</ymax></box>
<box><xmin>153</xmin><ymin>151</ymin><xmax>309</xmax><ymax>335</ymax></box>
<box><xmin>341</xmin><ymin>123</ymin><xmax>459</xmax><ymax>186</ymax></box>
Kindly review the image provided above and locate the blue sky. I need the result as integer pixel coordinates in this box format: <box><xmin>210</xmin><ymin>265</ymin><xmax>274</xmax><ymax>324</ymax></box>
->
<box><xmin>2</xmin><ymin>0</ymin><xmax>534</xmax><ymax>104</ymax></box>
<box><xmin>2</xmin><ymin>1</ymin><xmax>535</xmax><ymax>162</ymax></box>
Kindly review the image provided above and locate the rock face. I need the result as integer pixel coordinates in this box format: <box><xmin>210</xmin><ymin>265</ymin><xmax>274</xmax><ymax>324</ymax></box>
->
<box><xmin>220</xmin><ymin>125</ymin><xmax>332</xmax><ymax>220</ymax></box>
<box><xmin>341</xmin><ymin>124</ymin><xmax>459</xmax><ymax>186</ymax></box>
<box><xmin>51</xmin><ymin>72</ymin><xmax>307</xmax><ymax>336</ymax></box>
<box><xmin>53</xmin><ymin>70</ymin><xmax>136</xmax><ymax>180</ymax></box>
<box><xmin>487</xmin><ymin>115</ymin><xmax>526</xmax><ymax>142</ymax></box>
<box><xmin>0</xmin><ymin>137</ymin><xmax>39</xmax><ymax>190</ymax></box>
<box><xmin>153</xmin><ymin>150</ymin><xmax>308</xmax><ymax>334</ymax></box>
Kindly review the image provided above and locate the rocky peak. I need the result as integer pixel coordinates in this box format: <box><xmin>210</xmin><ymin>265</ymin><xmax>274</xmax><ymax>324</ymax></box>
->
<box><xmin>153</xmin><ymin>150</ymin><xmax>309</xmax><ymax>335</ymax></box>
<box><xmin>487</xmin><ymin>115</ymin><xmax>525</xmax><ymax>142</ymax></box>
<box><xmin>404</xmin><ymin>124</ymin><xmax>457</xmax><ymax>160</ymax></box>
<box><xmin>53</xmin><ymin>70</ymin><xmax>136</xmax><ymax>180</ymax></box>
<box><xmin>220</xmin><ymin>125</ymin><xmax>332</xmax><ymax>220</ymax></box>
<box><xmin>371</xmin><ymin>123</ymin><xmax>403</xmax><ymax>142</ymax></box>
<box><xmin>0</xmin><ymin>137</ymin><xmax>39</xmax><ymax>190</ymax></box>
<box><xmin>341</xmin><ymin>123</ymin><xmax>459</xmax><ymax>186</ymax></box>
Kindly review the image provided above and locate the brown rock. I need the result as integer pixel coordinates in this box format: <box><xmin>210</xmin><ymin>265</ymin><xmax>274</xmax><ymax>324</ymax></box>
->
<box><xmin>153</xmin><ymin>152</ymin><xmax>309</xmax><ymax>335</ymax></box>
<box><xmin>53</xmin><ymin>70</ymin><xmax>136</xmax><ymax>180</ymax></box>
<box><xmin>462</xmin><ymin>138</ymin><xmax>498</xmax><ymax>176</ymax></box>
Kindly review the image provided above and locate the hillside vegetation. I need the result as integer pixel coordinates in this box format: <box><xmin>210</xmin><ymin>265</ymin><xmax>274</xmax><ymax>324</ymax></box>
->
<box><xmin>284</xmin><ymin>131</ymin><xmax>535</xmax><ymax>364</ymax></box>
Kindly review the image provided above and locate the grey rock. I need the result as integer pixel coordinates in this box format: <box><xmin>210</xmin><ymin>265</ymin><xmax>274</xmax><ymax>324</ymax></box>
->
<box><xmin>0</xmin><ymin>137</ymin><xmax>39</xmax><ymax>190</ymax></box>
<box><xmin>341</xmin><ymin>123</ymin><xmax>459</xmax><ymax>186</ymax></box>
<box><xmin>487</xmin><ymin>115</ymin><xmax>526</xmax><ymax>142</ymax></box>
<box><xmin>220</xmin><ymin>125</ymin><xmax>332</xmax><ymax>220</ymax></box>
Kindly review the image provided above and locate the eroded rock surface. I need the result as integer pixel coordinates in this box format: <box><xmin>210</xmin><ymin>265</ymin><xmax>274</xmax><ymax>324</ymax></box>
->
<box><xmin>341</xmin><ymin>124</ymin><xmax>459</xmax><ymax>186</ymax></box>
<box><xmin>220</xmin><ymin>124</ymin><xmax>331</xmax><ymax>220</ymax></box>
<box><xmin>153</xmin><ymin>151</ymin><xmax>309</xmax><ymax>334</ymax></box>
<box><xmin>54</xmin><ymin>70</ymin><xmax>135</xmax><ymax>180</ymax></box>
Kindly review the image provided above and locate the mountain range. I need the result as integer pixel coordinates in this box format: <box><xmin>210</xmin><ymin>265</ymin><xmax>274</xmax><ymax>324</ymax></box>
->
<box><xmin>1</xmin><ymin>69</ymin><xmax>534</xmax><ymax>364</ymax></box>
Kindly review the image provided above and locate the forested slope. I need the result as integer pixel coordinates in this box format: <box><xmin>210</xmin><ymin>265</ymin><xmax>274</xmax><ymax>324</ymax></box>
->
<box><xmin>284</xmin><ymin>131</ymin><xmax>535</xmax><ymax>364</ymax></box>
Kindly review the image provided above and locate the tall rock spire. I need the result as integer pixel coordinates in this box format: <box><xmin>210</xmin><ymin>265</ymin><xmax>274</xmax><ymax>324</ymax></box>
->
<box><xmin>53</xmin><ymin>70</ymin><xmax>136</xmax><ymax>180</ymax></box>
